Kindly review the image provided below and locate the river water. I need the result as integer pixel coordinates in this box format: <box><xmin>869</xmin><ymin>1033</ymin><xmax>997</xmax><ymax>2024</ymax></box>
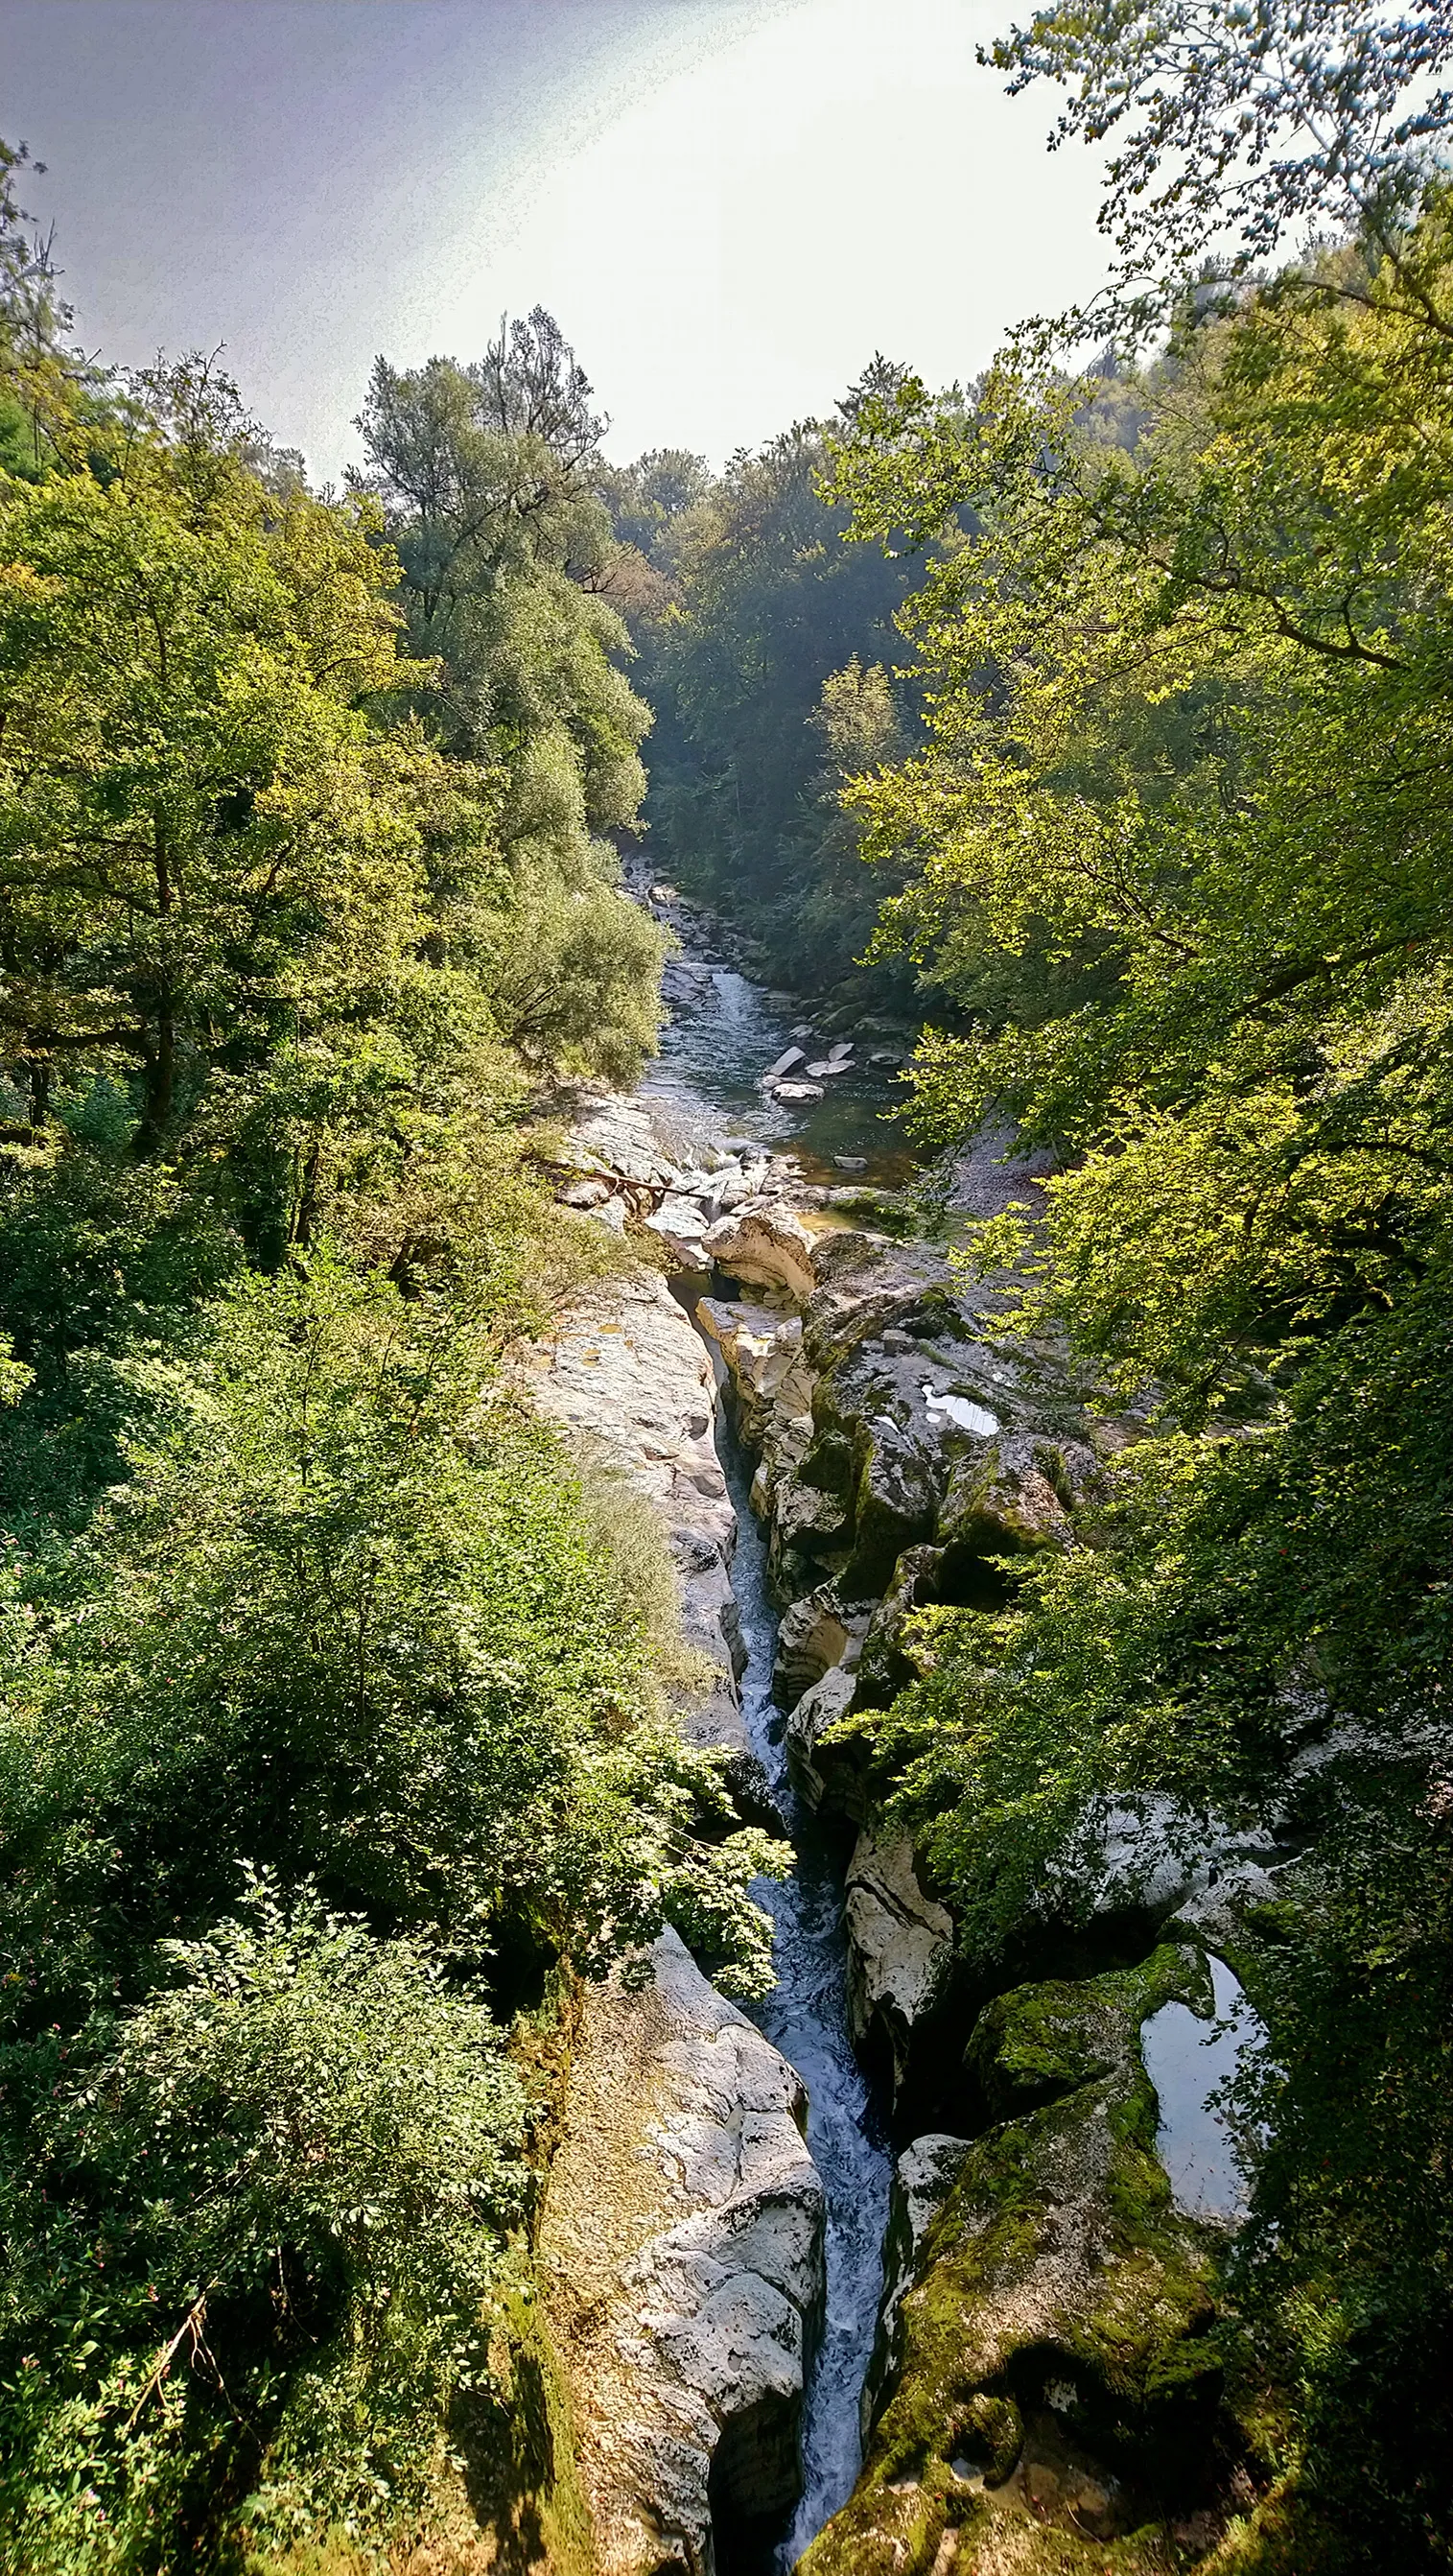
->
<box><xmin>642</xmin><ymin>952</ymin><xmax>916</xmax><ymax>1186</ymax></box>
<box><xmin>717</xmin><ymin>1420</ymin><xmax>893</xmax><ymax>2572</ymax></box>
<box><xmin>639</xmin><ymin>939</ymin><xmax>899</xmax><ymax>2567</ymax></box>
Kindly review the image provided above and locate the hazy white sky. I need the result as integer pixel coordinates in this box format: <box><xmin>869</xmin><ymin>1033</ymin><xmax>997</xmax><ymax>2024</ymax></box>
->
<box><xmin>1</xmin><ymin>0</ymin><xmax>1112</xmax><ymax>482</ymax></box>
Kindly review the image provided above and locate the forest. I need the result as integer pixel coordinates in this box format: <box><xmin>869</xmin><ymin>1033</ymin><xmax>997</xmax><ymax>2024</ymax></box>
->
<box><xmin>3</xmin><ymin>0</ymin><xmax>1453</xmax><ymax>2570</ymax></box>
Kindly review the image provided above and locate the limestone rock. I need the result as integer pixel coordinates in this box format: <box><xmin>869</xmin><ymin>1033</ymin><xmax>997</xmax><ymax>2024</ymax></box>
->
<box><xmin>644</xmin><ymin>1193</ymin><xmax>714</xmax><ymax>1268</ymax></box>
<box><xmin>771</xmin><ymin>1583</ymin><xmax>869</xmax><ymax>1711</ymax></box>
<box><xmin>844</xmin><ymin>1832</ymin><xmax>954</xmax><ymax>2106</ymax></box>
<box><xmin>1041</xmin><ymin>1792</ymin><xmax>1281</xmax><ymax>1942</ymax></box>
<box><xmin>854</xmin><ymin>1545</ymin><xmax>952</xmax><ymax>1710</ymax></box>
<box><xmin>840</xmin><ymin>1402</ymin><xmax>951</xmax><ymax>1599</ymax></box>
<box><xmin>939</xmin><ymin>1429</ymin><xmax>1101</xmax><ymax>1559</ymax></box>
<box><xmin>696</xmin><ymin>1296</ymin><xmax>813</xmax><ymax>1453</ymax></box>
<box><xmin>703</xmin><ymin>1206</ymin><xmax>818</xmax><ymax>1302</ymax></box>
<box><xmin>784</xmin><ymin>1660</ymin><xmax>858</xmax><ymax>1811</ymax></box>
<box><xmin>540</xmin><ymin>1929</ymin><xmax>827</xmax><ymax>2576</ymax></box>
<box><xmin>861</xmin><ymin>2135</ymin><xmax>973</xmax><ymax>2440</ymax></box>
<box><xmin>573</xmin><ymin>1092</ymin><xmax>679</xmax><ymax>1190</ymax></box>
<box><xmin>516</xmin><ymin>1270</ymin><xmax>745</xmax><ymax>1758</ymax></box>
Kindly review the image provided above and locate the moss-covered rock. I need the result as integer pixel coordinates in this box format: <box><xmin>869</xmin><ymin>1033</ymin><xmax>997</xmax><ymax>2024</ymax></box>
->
<box><xmin>799</xmin><ymin>1948</ymin><xmax>1250</xmax><ymax>2576</ymax></box>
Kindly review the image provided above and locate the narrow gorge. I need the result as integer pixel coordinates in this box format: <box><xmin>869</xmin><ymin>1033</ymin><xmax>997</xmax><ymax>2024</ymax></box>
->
<box><xmin>521</xmin><ymin>889</ymin><xmax>1280</xmax><ymax>2576</ymax></box>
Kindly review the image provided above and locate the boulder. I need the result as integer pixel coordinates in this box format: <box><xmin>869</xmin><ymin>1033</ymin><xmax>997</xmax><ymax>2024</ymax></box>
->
<box><xmin>704</xmin><ymin>1207</ymin><xmax>817</xmax><ymax>1302</ymax></box>
<box><xmin>784</xmin><ymin>1659</ymin><xmax>858</xmax><ymax>1811</ymax></box>
<box><xmin>1040</xmin><ymin>1792</ymin><xmax>1281</xmax><ymax>1945</ymax></box>
<box><xmin>840</xmin><ymin>1405</ymin><xmax>950</xmax><ymax>1599</ymax></box>
<box><xmin>769</xmin><ymin>1469</ymin><xmax>854</xmax><ymax>1586</ymax></box>
<box><xmin>540</xmin><ymin>1928</ymin><xmax>826</xmax><ymax>2576</ymax></box>
<box><xmin>763</xmin><ymin>1046</ymin><xmax>806</xmax><ymax>1081</ymax></box>
<box><xmin>938</xmin><ymin>1429</ymin><xmax>1101</xmax><ymax>1560</ymax></box>
<box><xmin>844</xmin><ymin>1832</ymin><xmax>954</xmax><ymax>2107</ymax></box>
<box><xmin>644</xmin><ymin>1193</ymin><xmax>714</xmax><ymax>1269</ymax></box>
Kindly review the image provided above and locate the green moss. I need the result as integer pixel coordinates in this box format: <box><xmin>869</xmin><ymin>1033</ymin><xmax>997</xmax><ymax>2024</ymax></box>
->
<box><xmin>801</xmin><ymin>1950</ymin><xmax>1243</xmax><ymax>2576</ymax></box>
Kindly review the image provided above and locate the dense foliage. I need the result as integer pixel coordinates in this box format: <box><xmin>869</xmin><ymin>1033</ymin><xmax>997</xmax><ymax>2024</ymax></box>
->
<box><xmin>820</xmin><ymin>8</ymin><xmax>1453</xmax><ymax>2563</ymax></box>
<box><xmin>598</xmin><ymin>408</ymin><xmax>926</xmax><ymax>999</ymax></box>
<box><xmin>0</xmin><ymin>213</ymin><xmax>773</xmax><ymax>2569</ymax></box>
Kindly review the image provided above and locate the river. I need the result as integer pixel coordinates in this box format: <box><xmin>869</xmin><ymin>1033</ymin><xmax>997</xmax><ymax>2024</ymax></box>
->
<box><xmin>636</xmin><ymin>931</ymin><xmax>901</xmax><ymax>2571</ymax></box>
<box><xmin>643</xmin><ymin>949</ymin><xmax>917</xmax><ymax>1187</ymax></box>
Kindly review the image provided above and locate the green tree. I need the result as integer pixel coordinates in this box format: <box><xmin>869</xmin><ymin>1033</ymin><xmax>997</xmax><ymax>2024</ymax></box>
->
<box><xmin>620</xmin><ymin>411</ymin><xmax>924</xmax><ymax>996</ymax></box>
<box><xmin>0</xmin><ymin>375</ymin><xmax>430</xmax><ymax>1152</ymax></box>
<box><xmin>354</xmin><ymin>319</ymin><xmax>667</xmax><ymax>1085</ymax></box>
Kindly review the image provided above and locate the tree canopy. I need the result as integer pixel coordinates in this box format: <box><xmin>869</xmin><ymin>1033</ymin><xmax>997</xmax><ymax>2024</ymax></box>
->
<box><xmin>0</xmin><ymin>248</ymin><xmax>772</xmax><ymax>2569</ymax></box>
<box><xmin>817</xmin><ymin>29</ymin><xmax>1453</xmax><ymax>2564</ymax></box>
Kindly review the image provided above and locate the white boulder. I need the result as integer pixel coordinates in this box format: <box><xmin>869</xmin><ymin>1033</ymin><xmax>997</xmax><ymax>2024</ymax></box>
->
<box><xmin>540</xmin><ymin>1929</ymin><xmax>826</xmax><ymax>2576</ymax></box>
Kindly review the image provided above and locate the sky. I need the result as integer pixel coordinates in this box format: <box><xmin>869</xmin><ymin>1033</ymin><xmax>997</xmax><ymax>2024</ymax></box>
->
<box><xmin>0</xmin><ymin>0</ymin><xmax>1113</xmax><ymax>484</ymax></box>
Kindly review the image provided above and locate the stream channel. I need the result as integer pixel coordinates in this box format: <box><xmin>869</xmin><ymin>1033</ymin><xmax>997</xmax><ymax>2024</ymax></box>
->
<box><xmin>637</xmin><ymin>942</ymin><xmax>902</xmax><ymax>2569</ymax></box>
<box><xmin>629</xmin><ymin>931</ymin><xmax>1271</xmax><ymax>2567</ymax></box>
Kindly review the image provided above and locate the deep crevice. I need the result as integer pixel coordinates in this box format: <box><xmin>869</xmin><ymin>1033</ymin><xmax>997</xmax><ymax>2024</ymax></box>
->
<box><xmin>691</xmin><ymin>1301</ymin><xmax>896</xmax><ymax>2575</ymax></box>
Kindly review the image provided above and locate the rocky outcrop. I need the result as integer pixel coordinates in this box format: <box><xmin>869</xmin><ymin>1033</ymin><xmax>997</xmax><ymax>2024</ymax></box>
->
<box><xmin>696</xmin><ymin>1294</ymin><xmax>812</xmax><ymax>1454</ymax></box>
<box><xmin>784</xmin><ymin>1661</ymin><xmax>858</xmax><ymax>1812</ymax></box>
<box><xmin>702</xmin><ymin>1206</ymin><xmax>818</xmax><ymax>1302</ymax></box>
<box><xmin>1040</xmin><ymin>1793</ymin><xmax>1283</xmax><ymax>1948</ymax></box>
<box><xmin>798</xmin><ymin>1950</ymin><xmax>1240</xmax><ymax>2576</ymax></box>
<box><xmin>555</xmin><ymin>1090</ymin><xmax>818</xmax><ymax>1271</ymax></box>
<box><xmin>771</xmin><ymin>1582</ymin><xmax>870</xmax><ymax>1710</ymax></box>
<box><xmin>844</xmin><ymin>1832</ymin><xmax>955</xmax><ymax>2111</ymax></box>
<box><xmin>861</xmin><ymin>2134</ymin><xmax>973</xmax><ymax>2440</ymax></box>
<box><xmin>516</xmin><ymin>1266</ymin><xmax>747</xmax><ymax>1759</ymax></box>
<box><xmin>539</xmin><ymin>1929</ymin><xmax>826</xmax><ymax>2576</ymax></box>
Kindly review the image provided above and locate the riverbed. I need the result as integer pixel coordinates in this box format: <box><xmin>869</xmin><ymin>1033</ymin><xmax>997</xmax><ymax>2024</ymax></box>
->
<box><xmin>641</xmin><ymin>935</ymin><xmax>899</xmax><ymax>2568</ymax></box>
<box><xmin>643</xmin><ymin>948</ymin><xmax>918</xmax><ymax>1186</ymax></box>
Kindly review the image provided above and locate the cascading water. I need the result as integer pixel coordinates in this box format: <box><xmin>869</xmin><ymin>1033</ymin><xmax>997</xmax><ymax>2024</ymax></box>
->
<box><xmin>631</xmin><ymin>918</ymin><xmax>902</xmax><ymax>2568</ymax></box>
<box><xmin>713</xmin><ymin>1406</ymin><xmax>894</xmax><ymax>2571</ymax></box>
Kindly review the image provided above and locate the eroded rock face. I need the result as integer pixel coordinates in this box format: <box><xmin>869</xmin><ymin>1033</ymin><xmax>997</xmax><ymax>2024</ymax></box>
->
<box><xmin>696</xmin><ymin>1295</ymin><xmax>812</xmax><ymax>1453</ymax></box>
<box><xmin>844</xmin><ymin>1832</ymin><xmax>955</xmax><ymax>2110</ymax></box>
<box><xmin>861</xmin><ymin>2134</ymin><xmax>973</xmax><ymax>2441</ymax></box>
<box><xmin>517</xmin><ymin>1268</ymin><xmax>746</xmax><ymax>1758</ymax></box>
<box><xmin>785</xmin><ymin>1661</ymin><xmax>858</xmax><ymax>1813</ymax></box>
<box><xmin>799</xmin><ymin>1950</ymin><xmax>1233</xmax><ymax>2576</ymax></box>
<box><xmin>539</xmin><ymin>1929</ymin><xmax>827</xmax><ymax>2576</ymax></box>
<box><xmin>770</xmin><ymin>1582</ymin><xmax>863</xmax><ymax>1710</ymax></box>
<box><xmin>704</xmin><ymin>1206</ymin><xmax>818</xmax><ymax>1302</ymax></box>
